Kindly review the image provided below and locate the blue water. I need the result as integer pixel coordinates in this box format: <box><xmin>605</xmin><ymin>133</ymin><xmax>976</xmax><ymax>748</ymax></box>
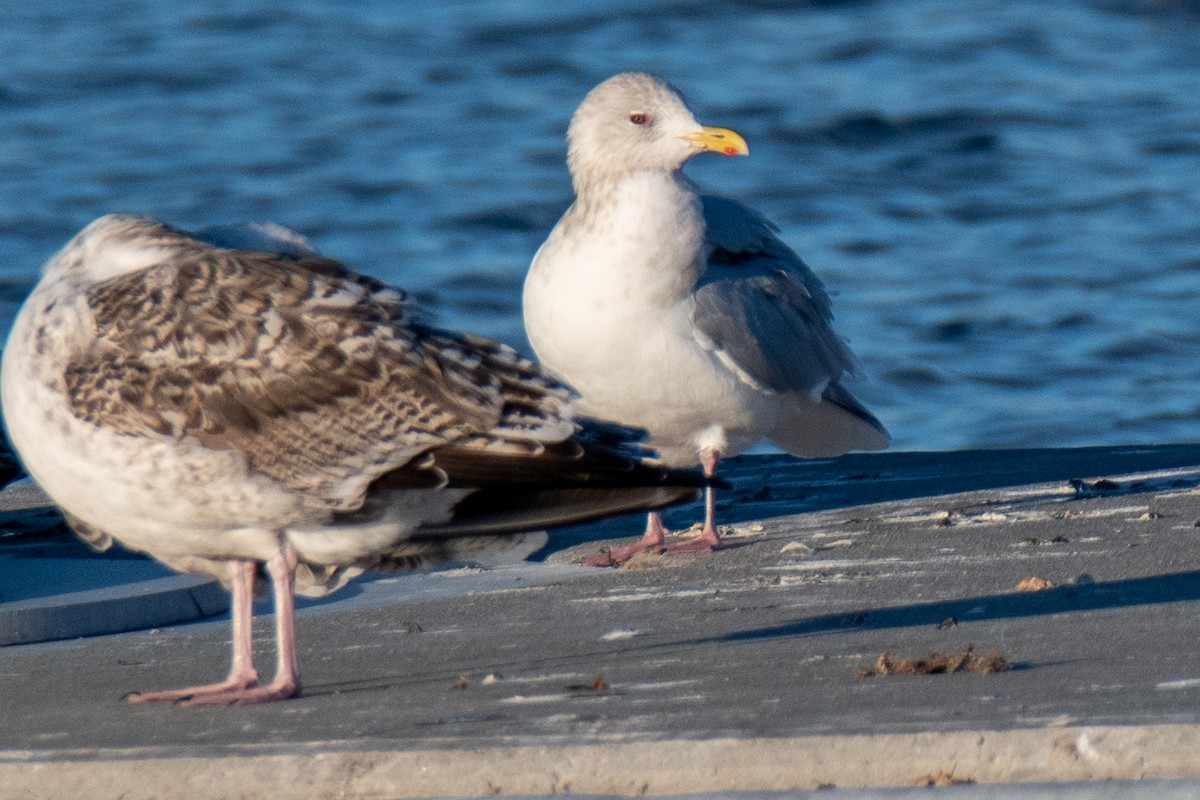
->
<box><xmin>2</xmin><ymin>0</ymin><xmax>1199</xmax><ymax>452</ymax></box>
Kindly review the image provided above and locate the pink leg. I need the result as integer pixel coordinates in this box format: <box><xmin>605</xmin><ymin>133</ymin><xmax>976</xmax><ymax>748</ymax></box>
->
<box><xmin>183</xmin><ymin>542</ymin><xmax>303</xmax><ymax>706</ymax></box>
<box><xmin>660</xmin><ymin>447</ymin><xmax>722</xmax><ymax>555</ymax></box>
<box><xmin>585</xmin><ymin>511</ymin><xmax>669</xmax><ymax>567</ymax></box>
<box><xmin>128</xmin><ymin>559</ymin><xmax>260</xmax><ymax>704</ymax></box>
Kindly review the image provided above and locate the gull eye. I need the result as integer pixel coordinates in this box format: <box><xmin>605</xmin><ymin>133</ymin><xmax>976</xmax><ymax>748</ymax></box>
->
<box><xmin>628</xmin><ymin>112</ymin><xmax>649</xmax><ymax>126</ymax></box>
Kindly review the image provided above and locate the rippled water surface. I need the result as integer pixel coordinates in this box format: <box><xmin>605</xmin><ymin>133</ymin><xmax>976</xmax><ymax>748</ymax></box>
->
<box><xmin>2</xmin><ymin>0</ymin><xmax>1199</xmax><ymax>451</ymax></box>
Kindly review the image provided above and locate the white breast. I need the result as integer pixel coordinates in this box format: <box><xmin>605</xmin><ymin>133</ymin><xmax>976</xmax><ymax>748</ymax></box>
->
<box><xmin>523</xmin><ymin>173</ymin><xmax>783</xmax><ymax>465</ymax></box>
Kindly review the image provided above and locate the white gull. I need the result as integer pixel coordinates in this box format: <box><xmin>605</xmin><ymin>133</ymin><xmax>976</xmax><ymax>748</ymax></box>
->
<box><xmin>523</xmin><ymin>73</ymin><xmax>889</xmax><ymax>566</ymax></box>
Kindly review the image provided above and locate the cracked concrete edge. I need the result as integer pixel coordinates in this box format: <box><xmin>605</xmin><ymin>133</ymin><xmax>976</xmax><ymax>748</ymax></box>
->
<box><xmin>1</xmin><ymin>724</ymin><xmax>1196</xmax><ymax>799</ymax></box>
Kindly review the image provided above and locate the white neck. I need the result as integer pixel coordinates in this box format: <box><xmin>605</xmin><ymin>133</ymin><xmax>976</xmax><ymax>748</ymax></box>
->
<box><xmin>560</xmin><ymin>171</ymin><xmax>707</xmax><ymax>308</ymax></box>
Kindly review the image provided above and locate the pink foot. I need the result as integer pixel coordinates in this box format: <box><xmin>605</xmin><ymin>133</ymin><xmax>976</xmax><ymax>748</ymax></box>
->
<box><xmin>660</xmin><ymin>527</ymin><xmax>721</xmax><ymax>556</ymax></box>
<box><xmin>585</xmin><ymin>446</ymin><xmax>729</xmax><ymax>567</ymax></box>
<box><xmin>129</xmin><ymin>559</ymin><xmax>261</xmax><ymax>704</ymax></box>
<box><xmin>127</xmin><ymin>673</ymin><xmax>258</xmax><ymax>705</ymax></box>
<box><xmin>176</xmin><ymin>677</ymin><xmax>300</xmax><ymax>707</ymax></box>
<box><xmin>586</xmin><ymin>511</ymin><xmax>668</xmax><ymax>567</ymax></box>
<box><xmin>128</xmin><ymin>545</ymin><xmax>304</xmax><ymax>707</ymax></box>
<box><xmin>654</xmin><ymin>447</ymin><xmax>723</xmax><ymax>557</ymax></box>
<box><xmin>586</xmin><ymin>539</ymin><xmax>666</xmax><ymax>567</ymax></box>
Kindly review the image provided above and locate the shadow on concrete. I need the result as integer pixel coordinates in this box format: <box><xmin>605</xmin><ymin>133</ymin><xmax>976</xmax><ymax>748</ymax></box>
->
<box><xmin>699</xmin><ymin>569</ymin><xmax>1200</xmax><ymax>645</ymax></box>
<box><xmin>6</xmin><ymin>443</ymin><xmax>1200</xmax><ymax>558</ymax></box>
<box><xmin>538</xmin><ymin>443</ymin><xmax>1200</xmax><ymax>555</ymax></box>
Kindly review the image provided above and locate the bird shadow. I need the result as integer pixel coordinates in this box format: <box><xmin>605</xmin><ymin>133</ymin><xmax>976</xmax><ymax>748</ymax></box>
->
<box><xmin>696</xmin><ymin>569</ymin><xmax>1200</xmax><ymax>646</ymax></box>
<box><xmin>537</xmin><ymin>443</ymin><xmax>1200</xmax><ymax>556</ymax></box>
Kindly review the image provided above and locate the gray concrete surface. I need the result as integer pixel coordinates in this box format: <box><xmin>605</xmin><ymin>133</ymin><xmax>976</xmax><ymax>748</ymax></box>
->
<box><xmin>3</xmin><ymin>444</ymin><xmax>1200</xmax><ymax>798</ymax></box>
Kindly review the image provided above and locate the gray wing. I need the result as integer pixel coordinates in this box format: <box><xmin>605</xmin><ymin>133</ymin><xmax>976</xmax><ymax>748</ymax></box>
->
<box><xmin>692</xmin><ymin>194</ymin><xmax>861</xmax><ymax>398</ymax></box>
<box><xmin>64</xmin><ymin>228</ymin><xmax>574</xmax><ymax>514</ymax></box>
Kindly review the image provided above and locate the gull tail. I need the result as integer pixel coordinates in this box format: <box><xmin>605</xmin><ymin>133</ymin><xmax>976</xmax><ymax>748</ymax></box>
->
<box><xmin>412</xmin><ymin>483</ymin><xmax>701</xmax><ymax>539</ymax></box>
<box><xmin>379</xmin><ymin>420</ymin><xmax>709</xmax><ymax>540</ymax></box>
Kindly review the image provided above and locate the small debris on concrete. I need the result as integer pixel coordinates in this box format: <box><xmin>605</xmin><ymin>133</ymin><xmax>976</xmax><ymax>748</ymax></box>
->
<box><xmin>566</xmin><ymin>675</ymin><xmax>608</xmax><ymax>693</ymax></box>
<box><xmin>914</xmin><ymin>771</ymin><xmax>973</xmax><ymax>787</ymax></box>
<box><xmin>600</xmin><ymin>628</ymin><xmax>639</xmax><ymax>642</ymax></box>
<box><xmin>935</xmin><ymin>617</ymin><xmax>958</xmax><ymax>630</ymax></box>
<box><xmin>586</xmin><ymin>546</ymin><xmax>618</xmax><ymax>568</ymax></box>
<box><xmin>720</xmin><ymin>523</ymin><xmax>760</xmax><ymax>540</ymax></box>
<box><xmin>856</xmin><ymin>645</ymin><xmax>1010</xmax><ymax>677</ymax></box>
<box><xmin>1016</xmin><ymin>576</ymin><xmax>1056</xmax><ymax>592</ymax></box>
<box><xmin>621</xmin><ymin>552</ymin><xmax>666</xmax><ymax>571</ymax></box>
<box><xmin>822</xmin><ymin>539</ymin><xmax>855</xmax><ymax>549</ymax></box>
<box><xmin>1019</xmin><ymin>535</ymin><xmax>1070</xmax><ymax>546</ymax></box>
<box><xmin>451</xmin><ymin>674</ymin><xmax>470</xmax><ymax>691</ymax></box>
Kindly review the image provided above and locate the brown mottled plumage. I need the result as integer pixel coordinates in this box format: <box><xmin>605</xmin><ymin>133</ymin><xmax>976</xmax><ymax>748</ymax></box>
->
<box><xmin>64</xmin><ymin>242</ymin><xmax>567</xmax><ymax>512</ymax></box>
<box><xmin>2</xmin><ymin>213</ymin><xmax>703</xmax><ymax>705</ymax></box>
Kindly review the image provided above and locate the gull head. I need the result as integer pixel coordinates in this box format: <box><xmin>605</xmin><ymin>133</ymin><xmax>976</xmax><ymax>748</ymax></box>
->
<box><xmin>566</xmin><ymin>72</ymin><xmax>748</xmax><ymax>190</ymax></box>
<box><xmin>45</xmin><ymin>214</ymin><xmax>211</xmax><ymax>284</ymax></box>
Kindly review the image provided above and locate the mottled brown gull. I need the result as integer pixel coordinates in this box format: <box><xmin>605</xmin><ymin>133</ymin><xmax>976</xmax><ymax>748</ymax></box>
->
<box><xmin>523</xmin><ymin>73</ymin><xmax>889</xmax><ymax>566</ymax></box>
<box><xmin>0</xmin><ymin>214</ymin><xmax>703</xmax><ymax>705</ymax></box>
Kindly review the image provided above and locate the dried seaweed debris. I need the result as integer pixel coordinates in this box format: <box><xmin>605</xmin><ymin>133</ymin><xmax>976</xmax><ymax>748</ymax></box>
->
<box><xmin>856</xmin><ymin>645</ymin><xmax>1010</xmax><ymax>677</ymax></box>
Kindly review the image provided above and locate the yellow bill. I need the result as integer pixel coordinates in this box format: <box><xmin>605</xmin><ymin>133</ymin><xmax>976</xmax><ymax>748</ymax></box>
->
<box><xmin>682</xmin><ymin>126</ymin><xmax>749</xmax><ymax>157</ymax></box>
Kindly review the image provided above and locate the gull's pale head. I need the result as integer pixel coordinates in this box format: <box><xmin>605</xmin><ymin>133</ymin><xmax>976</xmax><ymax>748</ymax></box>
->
<box><xmin>566</xmin><ymin>72</ymin><xmax>748</xmax><ymax>190</ymax></box>
<box><xmin>46</xmin><ymin>214</ymin><xmax>210</xmax><ymax>284</ymax></box>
